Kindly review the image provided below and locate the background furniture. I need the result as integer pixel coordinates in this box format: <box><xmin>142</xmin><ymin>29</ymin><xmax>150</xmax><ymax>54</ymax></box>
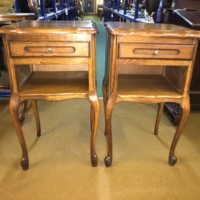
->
<box><xmin>103</xmin><ymin>0</ymin><xmax>172</xmax><ymax>23</ymax></box>
<box><xmin>0</xmin><ymin>20</ymin><xmax>99</xmax><ymax>170</ymax></box>
<box><xmin>163</xmin><ymin>0</ymin><xmax>200</xmax><ymax>125</ymax></box>
<box><xmin>15</xmin><ymin>0</ymin><xmax>78</xmax><ymax>20</ymax></box>
<box><xmin>0</xmin><ymin>13</ymin><xmax>35</xmax><ymax>98</ymax></box>
<box><xmin>103</xmin><ymin>0</ymin><xmax>144</xmax><ymax>22</ymax></box>
<box><xmin>103</xmin><ymin>22</ymin><xmax>200</xmax><ymax>167</ymax></box>
<box><xmin>97</xmin><ymin>4</ymin><xmax>103</xmax><ymax>20</ymax></box>
<box><xmin>0</xmin><ymin>13</ymin><xmax>35</xmax><ymax>22</ymax></box>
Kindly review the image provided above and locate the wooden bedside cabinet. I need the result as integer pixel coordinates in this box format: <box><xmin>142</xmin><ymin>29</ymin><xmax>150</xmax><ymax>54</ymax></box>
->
<box><xmin>103</xmin><ymin>22</ymin><xmax>200</xmax><ymax>167</ymax></box>
<box><xmin>0</xmin><ymin>20</ymin><xmax>100</xmax><ymax>170</ymax></box>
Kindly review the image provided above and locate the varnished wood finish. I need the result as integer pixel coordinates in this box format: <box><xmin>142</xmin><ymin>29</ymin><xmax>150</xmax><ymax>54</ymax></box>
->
<box><xmin>0</xmin><ymin>21</ymin><xmax>99</xmax><ymax>170</ymax></box>
<box><xmin>103</xmin><ymin>22</ymin><xmax>200</xmax><ymax>167</ymax></box>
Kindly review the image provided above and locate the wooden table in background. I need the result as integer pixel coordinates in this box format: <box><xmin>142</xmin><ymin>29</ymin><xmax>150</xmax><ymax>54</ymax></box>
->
<box><xmin>0</xmin><ymin>13</ymin><xmax>35</xmax><ymax>23</ymax></box>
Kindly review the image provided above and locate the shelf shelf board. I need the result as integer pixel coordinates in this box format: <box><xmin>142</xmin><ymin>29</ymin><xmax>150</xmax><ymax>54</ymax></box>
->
<box><xmin>19</xmin><ymin>71</ymin><xmax>88</xmax><ymax>97</ymax></box>
<box><xmin>117</xmin><ymin>74</ymin><xmax>182</xmax><ymax>98</ymax></box>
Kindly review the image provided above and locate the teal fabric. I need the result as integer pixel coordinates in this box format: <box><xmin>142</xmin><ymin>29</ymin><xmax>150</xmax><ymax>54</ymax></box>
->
<box><xmin>96</xmin><ymin>22</ymin><xmax>106</xmax><ymax>97</ymax></box>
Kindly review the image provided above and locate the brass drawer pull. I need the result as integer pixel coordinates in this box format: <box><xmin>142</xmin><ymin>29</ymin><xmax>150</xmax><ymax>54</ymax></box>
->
<box><xmin>47</xmin><ymin>48</ymin><xmax>52</xmax><ymax>53</ymax></box>
<box><xmin>154</xmin><ymin>50</ymin><xmax>160</xmax><ymax>56</ymax></box>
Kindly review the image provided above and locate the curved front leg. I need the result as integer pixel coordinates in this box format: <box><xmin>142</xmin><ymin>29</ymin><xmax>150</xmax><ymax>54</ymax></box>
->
<box><xmin>169</xmin><ymin>97</ymin><xmax>190</xmax><ymax>166</ymax></box>
<box><xmin>104</xmin><ymin>97</ymin><xmax>116</xmax><ymax>167</ymax></box>
<box><xmin>31</xmin><ymin>100</ymin><xmax>41</xmax><ymax>137</ymax></box>
<box><xmin>89</xmin><ymin>96</ymin><xmax>100</xmax><ymax>167</ymax></box>
<box><xmin>102</xmin><ymin>77</ymin><xmax>108</xmax><ymax>135</ymax></box>
<box><xmin>154</xmin><ymin>103</ymin><xmax>164</xmax><ymax>135</ymax></box>
<box><xmin>10</xmin><ymin>94</ymin><xmax>29</xmax><ymax>170</ymax></box>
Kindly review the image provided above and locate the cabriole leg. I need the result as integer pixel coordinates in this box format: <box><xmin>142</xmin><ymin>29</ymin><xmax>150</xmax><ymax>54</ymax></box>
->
<box><xmin>10</xmin><ymin>94</ymin><xmax>29</xmax><ymax>170</ymax></box>
<box><xmin>31</xmin><ymin>100</ymin><xmax>41</xmax><ymax>137</ymax></box>
<box><xmin>102</xmin><ymin>77</ymin><xmax>108</xmax><ymax>135</ymax></box>
<box><xmin>154</xmin><ymin>103</ymin><xmax>164</xmax><ymax>135</ymax></box>
<box><xmin>89</xmin><ymin>97</ymin><xmax>100</xmax><ymax>167</ymax></box>
<box><xmin>169</xmin><ymin>98</ymin><xmax>190</xmax><ymax>166</ymax></box>
<box><xmin>104</xmin><ymin>98</ymin><xmax>115</xmax><ymax>167</ymax></box>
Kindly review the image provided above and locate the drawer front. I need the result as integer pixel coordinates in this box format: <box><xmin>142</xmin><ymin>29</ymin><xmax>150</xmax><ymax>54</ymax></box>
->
<box><xmin>118</xmin><ymin>43</ymin><xmax>194</xmax><ymax>59</ymax></box>
<box><xmin>9</xmin><ymin>42</ymin><xmax>89</xmax><ymax>57</ymax></box>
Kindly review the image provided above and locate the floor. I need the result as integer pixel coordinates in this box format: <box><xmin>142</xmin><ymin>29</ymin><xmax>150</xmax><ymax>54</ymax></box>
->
<box><xmin>1</xmin><ymin>15</ymin><xmax>200</xmax><ymax>200</ymax></box>
<box><xmin>0</xmin><ymin>99</ymin><xmax>200</xmax><ymax>200</ymax></box>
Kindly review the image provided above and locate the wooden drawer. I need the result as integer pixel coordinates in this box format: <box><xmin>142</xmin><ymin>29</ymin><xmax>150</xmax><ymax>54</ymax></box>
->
<box><xmin>9</xmin><ymin>42</ymin><xmax>89</xmax><ymax>57</ymax></box>
<box><xmin>118</xmin><ymin>43</ymin><xmax>194</xmax><ymax>59</ymax></box>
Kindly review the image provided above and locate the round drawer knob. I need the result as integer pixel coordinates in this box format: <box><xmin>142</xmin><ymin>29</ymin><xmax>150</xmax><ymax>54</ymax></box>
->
<box><xmin>47</xmin><ymin>48</ymin><xmax>52</xmax><ymax>53</ymax></box>
<box><xmin>154</xmin><ymin>50</ymin><xmax>160</xmax><ymax>56</ymax></box>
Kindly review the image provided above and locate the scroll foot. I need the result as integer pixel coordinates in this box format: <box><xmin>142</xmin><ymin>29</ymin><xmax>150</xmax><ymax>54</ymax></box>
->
<box><xmin>21</xmin><ymin>157</ymin><xmax>29</xmax><ymax>170</ymax></box>
<box><xmin>104</xmin><ymin>156</ymin><xmax>112</xmax><ymax>167</ymax></box>
<box><xmin>91</xmin><ymin>153</ymin><xmax>98</xmax><ymax>167</ymax></box>
<box><xmin>169</xmin><ymin>154</ymin><xmax>177</xmax><ymax>166</ymax></box>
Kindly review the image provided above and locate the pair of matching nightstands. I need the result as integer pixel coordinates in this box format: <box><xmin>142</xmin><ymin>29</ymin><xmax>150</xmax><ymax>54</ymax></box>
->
<box><xmin>1</xmin><ymin>20</ymin><xmax>199</xmax><ymax>170</ymax></box>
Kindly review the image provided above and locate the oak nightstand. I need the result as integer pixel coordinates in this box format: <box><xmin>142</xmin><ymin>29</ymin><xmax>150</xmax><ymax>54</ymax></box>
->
<box><xmin>0</xmin><ymin>20</ymin><xmax>99</xmax><ymax>170</ymax></box>
<box><xmin>103</xmin><ymin>22</ymin><xmax>200</xmax><ymax>167</ymax></box>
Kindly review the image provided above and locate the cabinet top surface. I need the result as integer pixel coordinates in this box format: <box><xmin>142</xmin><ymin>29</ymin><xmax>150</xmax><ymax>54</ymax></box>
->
<box><xmin>0</xmin><ymin>20</ymin><xmax>97</xmax><ymax>34</ymax></box>
<box><xmin>105</xmin><ymin>22</ymin><xmax>200</xmax><ymax>38</ymax></box>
